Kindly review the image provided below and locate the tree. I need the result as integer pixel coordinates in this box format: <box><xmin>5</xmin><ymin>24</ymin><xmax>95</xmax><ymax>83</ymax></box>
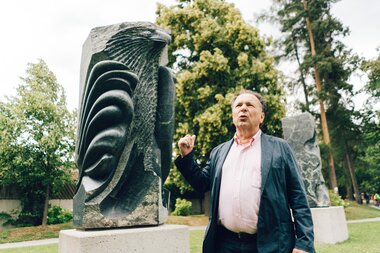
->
<box><xmin>262</xmin><ymin>0</ymin><xmax>363</xmax><ymax>196</ymax></box>
<box><xmin>0</xmin><ymin>59</ymin><xmax>76</xmax><ymax>226</ymax></box>
<box><xmin>156</xmin><ymin>0</ymin><xmax>285</xmax><ymax>193</ymax></box>
<box><xmin>356</xmin><ymin>52</ymin><xmax>380</xmax><ymax>194</ymax></box>
<box><xmin>302</xmin><ymin>0</ymin><xmax>338</xmax><ymax>192</ymax></box>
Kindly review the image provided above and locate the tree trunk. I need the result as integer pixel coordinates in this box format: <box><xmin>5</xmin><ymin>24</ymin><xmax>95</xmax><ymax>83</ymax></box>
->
<box><xmin>302</xmin><ymin>0</ymin><xmax>337</xmax><ymax>192</ymax></box>
<box><xmin>344</xmin><ymin>146</ymin><xmax>361</xmax><ymax>204</ymax></box>
<box><xmin>292</xmin><ymin>37</ymin><xmax>310</xmax><ymax>112</ymax></box>
<box><xmin>42</xmin><ymin>184</ymin><xmax>50</xmax><ymax>226</ymax></box>
<box><xmin>342</xmin><ymin>158</ymin><xmax>354</xmax><ymax>200</ymax></box>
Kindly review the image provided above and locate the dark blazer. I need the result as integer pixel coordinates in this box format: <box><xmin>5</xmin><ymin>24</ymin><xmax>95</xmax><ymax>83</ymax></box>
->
<box><xmin>175</xmin><ymin>133</ymin><xmax>315</xmax><ymax>253</ymax></box>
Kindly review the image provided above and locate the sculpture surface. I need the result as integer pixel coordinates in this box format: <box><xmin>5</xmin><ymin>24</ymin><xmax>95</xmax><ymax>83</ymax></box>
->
<box><xmin>73</xmin><ymin>22</ymin><xmax>174</xmax><ymax>229</ymax></box>
<box><xmin>282</xmin><ymin>112</ymin><xmax>330</xmax><ymax>208</ymax></box>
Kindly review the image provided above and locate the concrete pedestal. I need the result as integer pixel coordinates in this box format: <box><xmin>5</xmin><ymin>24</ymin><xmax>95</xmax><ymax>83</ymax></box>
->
<box><xmin>310</xmin><ymin>206</ymin><xmax>348</xmax><ymax>244</ymax></box>
<box><xmin>59</xmin><ymin>224</ymin><xmax>189</xmax><ymax>253</ymax></box>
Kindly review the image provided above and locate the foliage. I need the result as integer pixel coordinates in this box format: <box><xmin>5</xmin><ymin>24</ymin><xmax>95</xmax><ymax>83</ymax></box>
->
<box><xmin>355</xmin><ymin>52</ymin><xmax>380</xmax><ymax>194</ymax></box>
<box><xmin>156</xmin><ymin>0</ymin><xmax>285</xmax><ymax>193</ymax></box>
<box><xmin>0</xmin><ymin>212</ymin><xmax>12</xmax><ymax>221</ymax></box>
<box><xmin>47</xmin><ymin>205</ymin><xmax>73</xmax><ymax>225</ymax></box>
<box><xmin>261</xmin><ymin>0</ymin><xmax>369</xmax><ymax>198</ymax></box>
<box><xmin>172</xmin><ymin>198</ymin><xmax>192</xmax><ymax>216</ymax></box>
<box><xmin>362</xmin><ymin>51</ymin><xmax>380</xmax><ymax>98</ymax></box>
<box><xmin>0</xmin><ymin>59</ymin><xmax>76</xmax><ymax>226</ymax></box>
<box><xmin>263</xmin><ymin>0</ymin><xmax>358</xmax><ymax>109</ymax></box>
<box><xmin>0</xmin><ymin>206</ymin><xmax>73</xmax><ymax>228</ymax></box>
<box><xmin>329</xmin><ymin>190</ymin><xmax>349</xmax><ymax>208</ymax></box>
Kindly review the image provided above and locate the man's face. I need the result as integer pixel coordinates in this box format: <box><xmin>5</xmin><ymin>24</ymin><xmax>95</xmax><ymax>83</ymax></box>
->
<box><xmin>232</xmin><ymin>93</ymin><xmax>264</xmax><ymax>132</ymax></box>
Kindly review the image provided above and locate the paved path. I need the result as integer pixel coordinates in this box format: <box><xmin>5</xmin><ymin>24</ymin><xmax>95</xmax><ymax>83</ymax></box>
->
<box><xmin>1</xmin><ymin>218</ymin><xmax>380</xmax><ymax>250</ymax></box>
<box><xmin>0</xmin><ymin>238</ymin><xmax>58</xmax><ymax>249</ymax></box>
<box><xmin>347</xmin><ymin>217</ymin><xmax>380</xmax><ymax>223</ymax></box>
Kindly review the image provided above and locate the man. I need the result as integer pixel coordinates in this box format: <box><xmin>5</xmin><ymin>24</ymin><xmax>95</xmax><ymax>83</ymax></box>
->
<box><xmin>175</xmin><ymin>90</ymin><xmax>315</xmax><ymax>253</ymax></box>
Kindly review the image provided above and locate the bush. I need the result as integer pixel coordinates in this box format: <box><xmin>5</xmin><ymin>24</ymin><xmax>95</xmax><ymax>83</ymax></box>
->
<box><xmin>329</xmin><ymin>190</ymin><xmax>349</xmax><ymax>208</ymax></box>
<box><xmin>172</xmin><ymin>198</ymin><xmax>192</xmax><ymax>216</ymax></box>
<box><xmin>47</xmin><ymin>205</ymin><xmax>73</xmax><ymax>224</ymax></box>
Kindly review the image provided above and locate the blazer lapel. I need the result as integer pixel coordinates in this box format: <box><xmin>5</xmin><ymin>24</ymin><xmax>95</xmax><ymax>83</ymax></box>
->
<box><xmin>210</xmin><ymin>139</ymin><xmax>233</xmax><ymax>219</ymax></box>
<box><xmin>260</xmin><ymin>133</ymin><xmax>273</xmax><ymax>195</ymax></box>
<box><xmin>214</xmin><ymin>139</ymin><xmax>233</xmax><ymax>180</ymax></box>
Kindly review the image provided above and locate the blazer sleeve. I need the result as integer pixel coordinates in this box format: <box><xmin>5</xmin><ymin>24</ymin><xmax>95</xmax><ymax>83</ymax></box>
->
<box><xmin>283</xmin><ymin>141</ymin><xmax>315</xmax><ymax>253</ymax></box>
<box><xmin>174</xmin><ymin>151</ymin><xmax>211</xmax><ymax>194</ymax></box>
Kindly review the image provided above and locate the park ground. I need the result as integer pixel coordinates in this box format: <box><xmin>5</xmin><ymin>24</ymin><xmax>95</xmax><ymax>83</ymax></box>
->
<box><xmin>0</xmin><ymin>201</ymin><xmax>379</xmax><ymax>252</ymax></box>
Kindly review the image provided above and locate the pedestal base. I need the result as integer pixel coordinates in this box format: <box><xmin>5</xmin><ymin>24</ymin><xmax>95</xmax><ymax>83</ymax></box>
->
<box><xmin>59</xmin><ymin>224</ymin><xmax>189</xmax><ymax>253</ymax></box>
<box><xmin>310</xmin><ymin>206</ymin><xmax>348</xmax><ymax>244</ymax></box>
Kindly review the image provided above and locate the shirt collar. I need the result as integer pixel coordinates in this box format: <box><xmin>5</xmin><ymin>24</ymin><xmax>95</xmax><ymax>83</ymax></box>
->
<box><xmin>234</xmin><ymin>130</ymin><xmax>261</xmax><ymax>146</ymax></box>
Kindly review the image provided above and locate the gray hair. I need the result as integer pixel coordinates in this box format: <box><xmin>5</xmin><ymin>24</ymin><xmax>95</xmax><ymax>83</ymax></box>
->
<box><xmin>230</xmin><ymin>89</ymin><xmax>267</xmax><ymax>113</ymax></box>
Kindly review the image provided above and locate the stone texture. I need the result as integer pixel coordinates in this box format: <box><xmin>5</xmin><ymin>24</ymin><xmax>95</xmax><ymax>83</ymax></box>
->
<box><xmin>282</xmin><ymin>112</ymin><xmax>330</xmax><ymax>208</ymax></box>
<box><xmin>310</xmin><ymin>206</ymin><xmax>348</xmax><ymax>244</ymax></box>
<box><xmin>59</xmin><ymin>224</ymin><xmax>189</xmax><ymax>253</ymax></box>
<box><xmin>74</xmin><ymin>22</ymin><xmax>174</xmax><ymax>229</ymax></box>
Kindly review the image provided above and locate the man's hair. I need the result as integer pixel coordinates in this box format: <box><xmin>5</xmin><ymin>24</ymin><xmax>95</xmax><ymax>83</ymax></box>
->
<box><xmin>230</xmin><ymin>89</ymin><xmax>267</xmax><ymax>113</ymax></box>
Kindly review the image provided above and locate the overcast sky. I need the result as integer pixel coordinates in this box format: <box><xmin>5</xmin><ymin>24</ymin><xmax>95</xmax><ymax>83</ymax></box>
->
<box><xmin>0</xmin><ymin>0</ymin><xmax>379</xmax><ymax>111</ymax></box>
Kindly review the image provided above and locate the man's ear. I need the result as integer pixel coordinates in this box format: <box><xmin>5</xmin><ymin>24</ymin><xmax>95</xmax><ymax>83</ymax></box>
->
<box><xmin>260</xmin><ymin>112</ymin><xmax>265</xmax><ymax>124</ymax></box>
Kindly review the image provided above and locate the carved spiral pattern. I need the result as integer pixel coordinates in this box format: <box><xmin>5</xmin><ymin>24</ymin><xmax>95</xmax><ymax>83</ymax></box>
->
<box><xmin>76</xmin><ymin>60</ymin><xmax>138</xmax><ymax>200</ymax></box>
<box><xmin>104</xmin><ymin>25</ymin><xmax>171</xmax><ymax>174</ymax></box>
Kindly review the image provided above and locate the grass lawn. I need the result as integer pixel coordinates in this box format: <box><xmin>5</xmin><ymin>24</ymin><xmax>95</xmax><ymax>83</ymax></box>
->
<box><xmin>189</xmin><ymin>222</ymin><xmax>380</xmax><ymax>253</ymax></box>
<box><xmin>0</xmin><ymin>223</ymin><xmax>73</xmax><ymax>244</ymax></box>
<box><xmin>0</xmin><ymin>203</ymin><xmax>378</xmax><ymax>252</ymax></box>
<box><xmin>190</xmin><ymin>229</ymin><xmax>205</xmax><ymax>253</ymax></box>
<box><xmin>166</xmin><ymin>214</ymin><xmax>209</xmax><ymax>226</ymax></box>
<box><xmin>316</xmin><ymin>222</ymin><xmax>380</xmax><ymax>253</ymax></box>
<box><xmin>344</xmin><ymin>201</ymin><xmax>380</xmax><ymax>220</ymax></box>
<box><xmin>0</xmin><ymin>244</ymin><xmax>57</xmax><ymax>253</ymax></box>
<box><xmin>1</xmin><ymin>222</ymin><xmax>380</xmax><ymax>253</ymax></box>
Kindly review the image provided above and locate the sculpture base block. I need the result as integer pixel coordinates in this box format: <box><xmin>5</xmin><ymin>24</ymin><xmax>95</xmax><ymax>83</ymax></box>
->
<box><xmin>310</xmin><ymin>206</ymin><xmax>348</xmax><ymax>244</ymax></box>
<box><xmin>59</xmin><ymin>224</ymin><xmax>189</xmax><ymax>253</ymax></box>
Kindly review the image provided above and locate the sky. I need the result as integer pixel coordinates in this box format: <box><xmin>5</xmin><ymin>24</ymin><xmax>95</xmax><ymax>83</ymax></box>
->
<box><xmin>0</xmin><ymin>0</ymin><xmax>379</xmax><ymax>111</ymax></box>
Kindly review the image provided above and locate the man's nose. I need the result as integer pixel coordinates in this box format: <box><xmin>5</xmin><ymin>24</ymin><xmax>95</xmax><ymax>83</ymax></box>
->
<box><xmin>240</xmin><ymin>104</ymin><xmax>248</xmax><ymax>111</ymax></box>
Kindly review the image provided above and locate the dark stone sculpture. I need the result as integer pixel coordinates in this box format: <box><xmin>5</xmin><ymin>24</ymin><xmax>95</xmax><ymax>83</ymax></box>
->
<box><xmin>282</xmin><ymin>112</ymin><xmax>330</xmax><ymax>208</ymax></box>
<box><xmin>73</xmin><ymin>22</ymin><xmax>174</xmax><ymax>229</ymax></box>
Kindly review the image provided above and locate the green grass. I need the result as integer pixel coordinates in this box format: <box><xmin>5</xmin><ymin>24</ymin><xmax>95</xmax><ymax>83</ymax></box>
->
<box><xmin>188</xmin><ymin>222</ymin><xmax>380</xmax><ymax>253</ymax></box>
<box><xmin>0</xmin><ymin>244</ymin><xmax>57</xmax><ymax>253</ymax></box>
<box><xmin>344</xmin><ymin>201</ymin><xmax>380</xmax><ymax>220</ymax></box>
<box><xmin>0</xmin><ymin>222</ymin><xmax>73</xmax><ymax>244</ymax></box>
<box><xmin>190</xmin><ymin>229</ymin><xmax>204</xmax><ymax>253</ymax></box>
<box><xmin>316</xmin><ymin>222</ymin><xmax>380</xmax><ymax>253</ymax></box>
<box><xmin>1</xmin><ymin>223</ymin><xmax>380</xmax><ymax>253</ymax></box>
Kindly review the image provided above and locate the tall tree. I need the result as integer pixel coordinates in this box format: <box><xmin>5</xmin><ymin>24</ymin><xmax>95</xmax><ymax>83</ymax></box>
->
<box><xmin>156</xmin><ymin>0</ymin><xmax>285</xmax><ymax>193</ymax></box>
<box><xmin>263</xmin><ymin>0</ymin><xmax>361</xmax><ymax>194</ymax></box>
<box><xmin>0</xmin><ymin>59</ymin><xmax>76</xmax><ymax>226</ymax></box>
<box><xmin>302</xmin><ymin>0</ymin><xmax>337</xmax><ymax>191</ymax></box>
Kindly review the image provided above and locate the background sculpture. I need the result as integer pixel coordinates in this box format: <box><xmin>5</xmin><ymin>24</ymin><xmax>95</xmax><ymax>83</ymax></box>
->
<box><xmin>74</xmin><ymin>22</ymin><xmax>174</xmax><ymax>229</ymax></box>
<box><xmin>282</xmin><ymin>112</ymin><xmax>330</xmax><ymax>208</ymax></box>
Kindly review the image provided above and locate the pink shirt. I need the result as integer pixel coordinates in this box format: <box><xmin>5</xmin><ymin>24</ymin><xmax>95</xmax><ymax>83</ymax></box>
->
<box><xmin>218</xmin><ymin>130</ymin><xmax>262</xmax><ymax>234</ymax></box>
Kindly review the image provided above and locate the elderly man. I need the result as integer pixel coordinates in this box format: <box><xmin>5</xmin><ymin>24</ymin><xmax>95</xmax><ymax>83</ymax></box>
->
<box><xmin>175</xmin><ymin>90</ymin><xmax>315</xmax><ymax>253</ymax></box>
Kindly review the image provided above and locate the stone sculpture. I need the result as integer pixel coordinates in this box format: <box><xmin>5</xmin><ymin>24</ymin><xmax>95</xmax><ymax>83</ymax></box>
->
<box><xmin>282</xmin><ymin>112</ymin><xmax>330</xmax><ymax>208</ymax></box>
<box><xmin>73</xmin><ymin>22</ymin><xmax>174</xmax><ymax>229</ymax></box>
